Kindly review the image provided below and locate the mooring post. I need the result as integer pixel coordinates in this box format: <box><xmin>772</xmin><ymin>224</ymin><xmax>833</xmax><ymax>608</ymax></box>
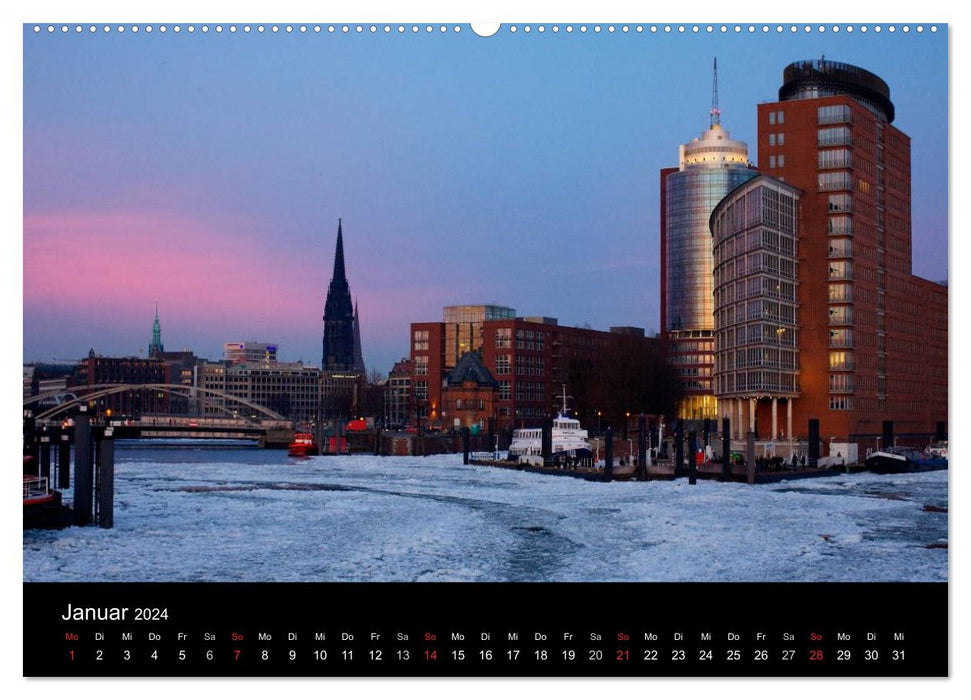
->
<box><xmin>58</xmin><ymin>431</ymin><xmax>71</xmax><ymax>489</ymax></box>
<box><xmin>603</xmin><ymin>426</ymin><xmax>613</xmax><ymax>482</ymax></box>
<box><xmin>74</xmin><ymin>407</ymin><xmax>93</xmax><ymax>525</ymax></box>
<box><xmin>39</xmin><ymin>431</ymin><xmax>52</xmax><ymax>482</ymax></box>
<box><xmin>637</xmin><ymin>414</ymin><xmax>647</xmax><ymax>481</ymax></box>
<box><xmin>809</xmin><ymin>418</ymin><xmax>821</xmax><ymax>469</ymax></box>
<box><xmin>541</xmin><ymin>416</ymin><xmax>552</xmax><ymax>466</ymax></box>
<box><xmin>23</xmin><ymin>409</ymin><xmax>39</xmax><ymax>465</ymax></box>
<box><xmin>674</xmin><ymin>420</ymin><xmax>684</xmax><ymax>478</ymax></box>
<box><xmin>721</xmin><ymin>417</ymin><xmax>731</xmax><ymax>481</ymax></box>
<box><xmin>98</xmin><ymin>428</ymin><xmax>115</xmax><ymax>529</ymax></box>
<box><xmin>746</xmin><ymin>431</ymin><xmax>756</xmax><ymax>485</ymax></box>
<box><xmin>462</xmin><ymin>427</ymin><xmax>470</xmax><ymax>465</ymax></box>
<box><xmin>688</xmin><ymin>430</ymin><xmax>698</xmax><ymax>485</ymax></box>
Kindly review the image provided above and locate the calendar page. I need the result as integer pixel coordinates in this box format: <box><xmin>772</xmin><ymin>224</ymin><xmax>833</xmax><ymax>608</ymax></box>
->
<box><xmin>21</xmin><ymin>9</ymin><xmax>949</xmax><ymax>681</ymax></box>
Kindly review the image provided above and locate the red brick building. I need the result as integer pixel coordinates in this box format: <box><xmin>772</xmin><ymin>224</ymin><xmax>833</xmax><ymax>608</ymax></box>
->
<box><xmin>440</xmin><ymin>352</ymin><xmax>499</xmax><ymax>431</ymax></box>
<box><xmin>714</xmin><ymin>59</ymin><xmax>947</xmax><ymax>446</ymax></box>
<box><xmin>74</xmin><ymin>350</ymin><xmax>172</xmax><ymax>417</ymax></box>
<box><xmin>410</xmin><ymin>306</ymin><xmax>666</xmax><ymax>434</ymax></box>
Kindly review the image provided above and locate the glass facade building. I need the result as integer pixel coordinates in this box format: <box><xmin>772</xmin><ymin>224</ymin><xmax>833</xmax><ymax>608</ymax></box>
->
<box><xmin>662</xmin><ymin>122</ymin><xmax>757</xmax><ymax>419</ymax></box>
<box><xmin>711</xmin><ymin>175</ymin><xmax>802</xmax><ymax>440</ymax></box>
<box><xmin>442</xmin><ymin>304</ymin><xmax>516</xmax><ymax>368</ymax></box>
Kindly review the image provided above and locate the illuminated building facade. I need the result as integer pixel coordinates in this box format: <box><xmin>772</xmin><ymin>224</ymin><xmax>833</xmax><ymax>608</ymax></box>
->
<box><xmin>713</xmin><ymin>59</ymin><xmax>947</xmax><ymax>445</ymax></box>
<box><xmin>661</xmin><ymin>77</ymin><xmax>758</xmax><ymax>420</ymax></box>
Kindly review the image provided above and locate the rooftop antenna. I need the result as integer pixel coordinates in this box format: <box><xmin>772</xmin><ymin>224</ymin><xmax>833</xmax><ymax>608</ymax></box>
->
<box><xmin>710</xmin><ymin>57</ymin><xmax>721</xmax><ymax>127</ymax></box>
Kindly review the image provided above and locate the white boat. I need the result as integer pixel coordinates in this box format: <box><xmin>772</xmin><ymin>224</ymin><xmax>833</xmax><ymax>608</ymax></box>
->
<box><xmin>508</xmin><ymin>386</ymin><xmax>592</xmax><ymax>465</ymax></box>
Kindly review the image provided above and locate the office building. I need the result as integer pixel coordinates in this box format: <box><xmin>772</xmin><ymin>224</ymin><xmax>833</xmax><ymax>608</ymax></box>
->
<box><xmin>660</xmin><ymin>60</ymin><xmax>758</xmax><ymax>420</ymax></box>
<box><xmin>713</xmin><ymin>59</ymin><xmax>947</xmax><ymax>445</ymax></box>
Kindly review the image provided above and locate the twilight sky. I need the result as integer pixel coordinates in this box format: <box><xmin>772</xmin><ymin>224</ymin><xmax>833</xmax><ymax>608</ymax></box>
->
<box><xmin>23</xmin><ymin>23</ymin><xmax>948</xmax><ymax>373</ymax></box>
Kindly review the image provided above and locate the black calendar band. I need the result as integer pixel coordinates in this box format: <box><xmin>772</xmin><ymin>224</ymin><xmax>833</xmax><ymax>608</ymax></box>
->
<box><xmin>24</xmin><ymin>582</ymin><xmax>947</xmax><ymax>677</ymax></box>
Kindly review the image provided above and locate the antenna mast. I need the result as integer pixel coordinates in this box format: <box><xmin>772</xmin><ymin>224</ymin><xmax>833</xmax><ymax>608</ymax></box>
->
<box><xmin>710</xmin><ymin>57</ymin><xmax>721</xmax><ymax>127</ymax></box>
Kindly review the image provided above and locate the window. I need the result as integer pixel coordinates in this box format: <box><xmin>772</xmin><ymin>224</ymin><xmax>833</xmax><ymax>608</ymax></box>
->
<box><xmin>828</xmin><ymin>216</ymin><xmax>852</xmax><ymax>236</ymax></box>
<box><xmin>777</xmin><ymin>155</ymin><xmax>785</xmax><ymax>168</ymax></box>
<box><xmin>413</xmin><ymin>329</ymin><xmax>429</xmax><ymax>351</ymax></box>
<box><xmin>829</xmin><ymin>306</ymin><xmax>853</xmax><ymax>325</ymax></box>
<box><xmin>828</xmin><ymin>283</ymin><xmax>853</xmax><ymax>302</ymax></box>
<box><xmin>499</xmin><ymin>380</ymin><xmax>511</xmax><ymax>400</ymax></box>
<box><xmin>819</xmin><ymin>171</ymin><xmax>852</xmax><ymax>191</ymax></box>
<box><xmin>819</xmin><ymin>148</ymin><xmax>852</xmax><ymax>169</ymax></box>
<box><xmin>495</xmin><ymin>328</ymin><xmax>511</xmax><ymax>348</ymax></box>
<box><xmin>828</xmin><ymin>239</ymin><xmax>852</xmax><ymax>258</ymax></box>
<box><xmin>769</xmin><ymin>155</ymin><xmax>776</xmax><ymax>168</ymax></box>
<box><xmin>414</xmin><ymin>381</ymin><xmax>428</xmax><ymax>400</ymax></box>
<box><xmin>495</xmin><ymin>354</ymin><xmax>511</xmax><ymax>375</ymax></box>
<box><xmin>829</xmin><ymin>329</ymin><xmax>854</xmax><ymax>348</ymax></box>
<box><xmin>818</xmin><ymin>126</ymin><xmax>852</xmax><ymax>147</ymax></box>
<box><xmin>829</xmin><ymin>396</ymin><xmax>854</xmax><ymax>410</ymax></box>
<box><xmin>828</xmin><ymin>194</ymin><xmax>852</xmax><ymax>213</ymax></box>
<box><xmin>828</xmin><ymin>261</ymin><xmax>852</xmax><ymax>281</ymax></box>
<box><xmin>818</xmin><ymin>104</ymin><xmax>852</xmax><ymax>125</ymax></box>
<box><xmin>414</xmin><ymin>356</ymin><xmax>428</xmax><ymax>376</ymax></box>
<box><xmin>769</xmin><ymin>111</ymin><xmax>776</xmax><ymax>125</ymax></box>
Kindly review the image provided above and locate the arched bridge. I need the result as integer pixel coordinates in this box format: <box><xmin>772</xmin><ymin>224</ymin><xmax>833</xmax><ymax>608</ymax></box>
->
<box><xmin>25</xmin><ymin>384</ymin><xmax>288</xmax><ymax>422</ymax></box>
<box><xmin>24</xmin><ymin>384</ymin><xmax>294</xmax><ymax>447</ymax></box>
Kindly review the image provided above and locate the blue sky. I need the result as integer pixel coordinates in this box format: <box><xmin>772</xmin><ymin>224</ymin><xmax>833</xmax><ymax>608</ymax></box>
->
<box><xmin>23</xmin><ymin>22</ymin><xmax>947</xmax><ymax>373</ymax></box>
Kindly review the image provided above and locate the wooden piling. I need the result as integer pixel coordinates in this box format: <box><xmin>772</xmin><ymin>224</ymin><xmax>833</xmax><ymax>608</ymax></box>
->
<box><xmin>688</xmin><ymin>430</ymin><xmax>698</xmax><ymax>485</ymax></box>
<box><xmin>809</xmin><ymin>418</ymin><xmax>820</xmax><ymax>468</ymax></box>
<box><xmin>746</xmin><ymin>431</ymin><xmax>756</xmax><ymax>485</ymax></box>
<box><xmin>462</xmin><ymin>427</ymin><xmax>470</xmax><ymax>465</ymax></box>
<box><xmin>541</xmin><ymin>416</ymin><xmax>552</xmax><ymax>466</ymax></box>
<box><xmin>39</xmin><ymin>433</ymin><xmax>52</xmax><ymax>482</ymax></box>
<box><xmin>603</xmin><ymin>427</ymin><xmax>613</xmax><ymax>482</ymax></box>
<box><xmin>674</xmin><ymin>420</ymin><xmax>684</xmax><ymax>478</ymax></box>
<box><xmin>721</xmin><ymin>417</ymin><xmax>731</xmax><ymax>481</ymax></box>
<box><xmin>74</xmin><ymin>409</ymin><xmax>93</xmax><ymax>525</ymax></box>
<box><xmin>98</xmin><ymin>429</ymin><xmax>115</xmax><ymax>529</ymax></box>
<box><xmin>636</xmin><ymin>414</ymin><xmax>647</xmax><ymax>481</ymax></box>
<box><xmin>58</xmin><ymin>433</ymin><xmax>71</xmax><ymax>489</ymax></box>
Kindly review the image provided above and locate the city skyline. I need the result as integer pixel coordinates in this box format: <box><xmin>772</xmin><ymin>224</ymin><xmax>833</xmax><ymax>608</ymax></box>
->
<box><xmin>23</xmin><ymin>25</ymin><xmax>947</xmax><ymax>373</ymax></box>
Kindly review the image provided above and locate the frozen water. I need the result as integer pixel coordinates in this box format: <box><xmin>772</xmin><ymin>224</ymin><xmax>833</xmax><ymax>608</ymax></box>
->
<box><xmin>22</xmin><ymin>448</ymin><xmax>948</xmax><ymax>582</ymax></box>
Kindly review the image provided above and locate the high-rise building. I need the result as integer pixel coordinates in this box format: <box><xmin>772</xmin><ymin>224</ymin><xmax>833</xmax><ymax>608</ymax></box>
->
<box><xmin>321</xmin><ymin>219</ymin><xmax>365</xmax><ymax>373</ymax></box>
<box><xmin>660</xmin><ymin>60</ymin><xmax>758</xmax><ymax>421</ymax></box>
<box><xmin>711</xmin><ymin>175</ymin><xmax>802</xmax><ymax>440</ymax></box>
<box><xmin>713</xmin><ymin>58</ymin><xmax>947</xmax><ymax>446</ymax></box>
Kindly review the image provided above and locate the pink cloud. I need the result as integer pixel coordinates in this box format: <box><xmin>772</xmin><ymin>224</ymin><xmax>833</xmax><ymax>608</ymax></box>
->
<box><xmin>24</xmin><ymin>210</ymin><xmax>317</xmax><ymax>321</ymax></box>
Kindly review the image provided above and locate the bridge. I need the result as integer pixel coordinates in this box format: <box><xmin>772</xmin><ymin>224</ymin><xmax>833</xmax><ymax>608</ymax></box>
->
<box><xmin>24</xmin><ymin>384</ymin><xmax>296</xmax><ymax>448</ymax></box>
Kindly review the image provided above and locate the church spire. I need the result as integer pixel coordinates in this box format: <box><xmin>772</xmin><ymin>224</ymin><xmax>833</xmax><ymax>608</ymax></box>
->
<box><xmin>149</xmin><ymin>303</ymin><xmax>164</xmax><ymax>357</ymax></box>
<box><xmin>322</xmin><ymin>219</ymin><xmax>363</xmax><ymax>373</ymax></box>
<box><xmin>332</xmin><ymin>217</ymin><xmax>346</xmax><ymax>283</ymax></box>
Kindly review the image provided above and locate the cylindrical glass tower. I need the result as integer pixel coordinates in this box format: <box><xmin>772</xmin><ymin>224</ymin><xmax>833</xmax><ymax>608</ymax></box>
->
<box><xmin>664</xmin><ymin>123</ymin><xmax>757</xmax><ymax>420</ymax></box>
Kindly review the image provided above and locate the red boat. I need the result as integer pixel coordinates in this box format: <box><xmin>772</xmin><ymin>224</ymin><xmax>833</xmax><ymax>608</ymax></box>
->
<box><xmin>288</xmin><ymin>433</ymin><xmax>318</xmax><ymax>457</ymax></box>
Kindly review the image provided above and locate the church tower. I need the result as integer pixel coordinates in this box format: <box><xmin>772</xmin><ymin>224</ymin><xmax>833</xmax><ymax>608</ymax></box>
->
<box><xmin>321</xmin><ymin>219</ymin><xmax>365</xmax><ymax>373</ymax></box>
<box><xmin>148</xmin><ymin>303</ymin><xmax>164</xmax><ymax>357</ymax></box>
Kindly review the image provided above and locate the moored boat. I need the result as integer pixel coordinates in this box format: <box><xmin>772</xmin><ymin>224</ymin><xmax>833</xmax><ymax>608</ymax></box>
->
<box><xmin>288</xmin><ymin>432</ymin><xmax>318</xmax><ymax>457</ymax></box>
<box><xmin>508</xmin><ymin>386</ymin><xmax>592</xmax><ymax>465</ymax></box>
<box><xmin>865</xmin><ymin>448</ymin><xmax>947</xmax><ymax>474</ymax></box>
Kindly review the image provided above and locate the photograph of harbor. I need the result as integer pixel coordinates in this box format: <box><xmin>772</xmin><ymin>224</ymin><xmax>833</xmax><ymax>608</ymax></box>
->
<box><xmin>23</xmin><ymin>23</ymin><xmax>947</xmax><ymax>584</ymax></box>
